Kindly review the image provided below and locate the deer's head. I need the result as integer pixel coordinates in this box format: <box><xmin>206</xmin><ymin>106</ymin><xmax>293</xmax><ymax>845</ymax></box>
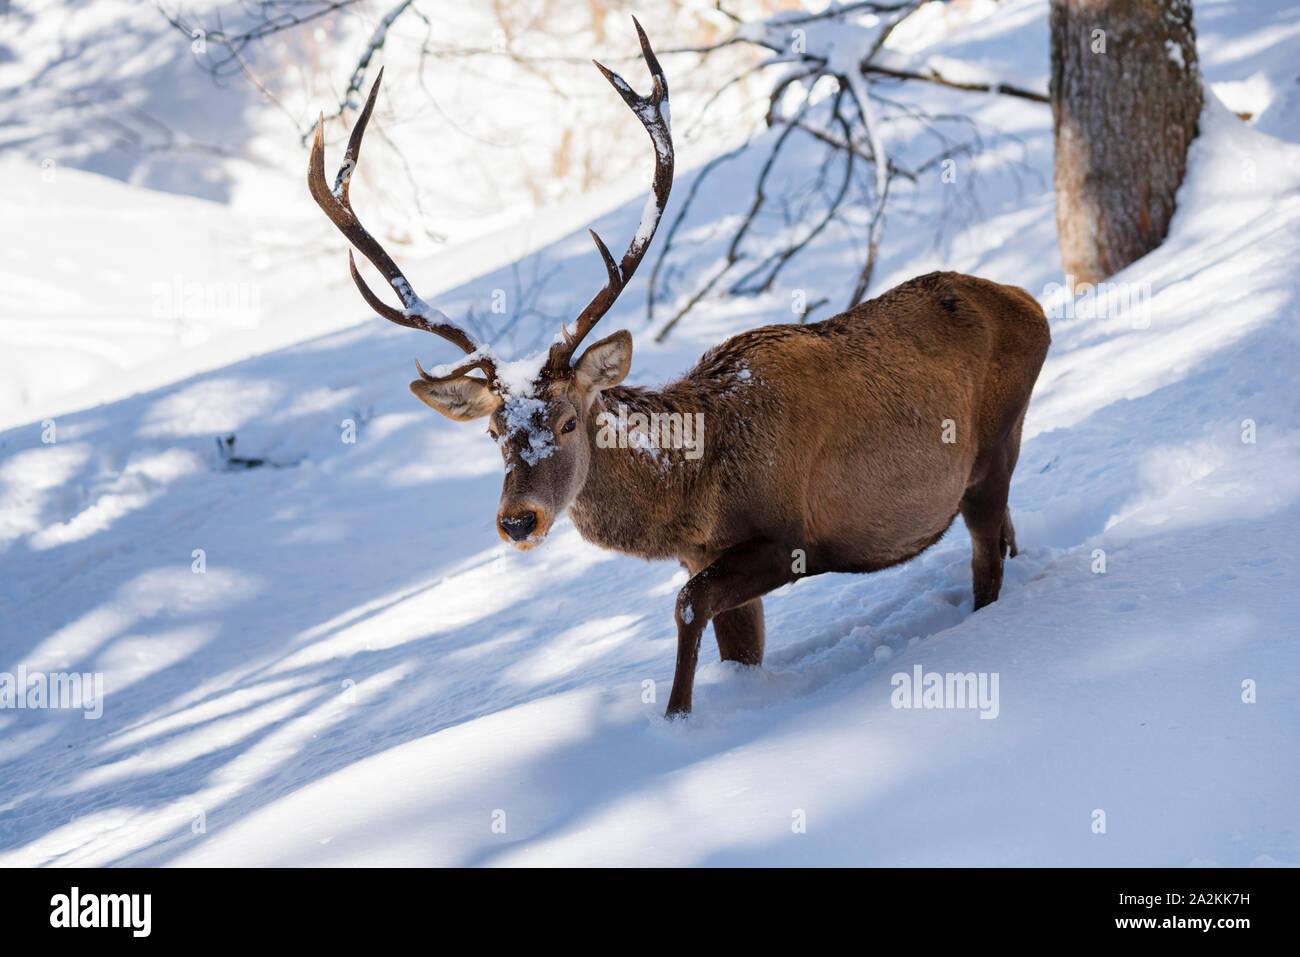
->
<box><xmin>308</xmin><ymin>19</ymin><xmax>672</xmax><ymax>550</ymax></box>
<box><xmin>408</xmin><ymin>329</ymin><xmax>633</xmax><ymax>548</ymax></box>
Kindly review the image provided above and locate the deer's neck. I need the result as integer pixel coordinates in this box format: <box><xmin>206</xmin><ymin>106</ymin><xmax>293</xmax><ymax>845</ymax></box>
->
<box><xmin>568</xmin><ymin>384</ymin><xmax>711</xmax><ymax>563</ymax></box>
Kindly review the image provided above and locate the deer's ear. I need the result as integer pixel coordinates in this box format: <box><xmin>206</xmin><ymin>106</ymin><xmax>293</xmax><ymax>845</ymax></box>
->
<box><xmin>573</xmin><ymin>330</ymin><xmax>632</xmax><ymax>395</ymax></box>
<box><xmin>409</xmin><ymin>376</ymin><xmax>501</xmax><ymax>421</ymax></box>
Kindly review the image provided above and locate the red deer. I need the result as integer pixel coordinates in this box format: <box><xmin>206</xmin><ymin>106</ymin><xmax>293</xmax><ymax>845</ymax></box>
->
<box><xmin>308</xmin><ymin>20</ymin><xmax>1051</xmax><ymax>717</ymax></box>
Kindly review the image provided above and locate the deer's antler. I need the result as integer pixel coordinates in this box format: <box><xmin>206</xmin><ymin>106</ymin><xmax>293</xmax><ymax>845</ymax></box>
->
<box><xmin>545</xmin><ymin>17</ymin><xmax>675</xmax><ymax>376</ymax></box>
<box><xmin>308</xmin><ymin>69</ymin><xmax>494</xmax><ymax>385</ymax></box>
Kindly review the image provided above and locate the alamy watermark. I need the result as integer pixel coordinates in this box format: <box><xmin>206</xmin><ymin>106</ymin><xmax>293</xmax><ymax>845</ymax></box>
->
<box><xmin>890</xmin><ymin>664</ymin><xmax>999</xmax><ymax>719</ymax></box>
<box><xmin>595</xmin><ymin>404</ymin><xmax>705</xmax><ymax>460</ymax></box>
<box><xmin>50</xmin><ymin>887</ymin><xmax>150</xmax><ymax>937</ymax></box>
<box><xmin>151</xmin><ymin>274</ymin><xmax>261</xmax><ymax>327</ymax></box>
<box><xmin>0</xmin><ymin>666</ymin><xmax>104</xmax><ymax>719</ymax></box>
<box><xmin>1042</xmin><ymin>275</ymin><xmax>1152</xmax><ymax>328</ymax></box>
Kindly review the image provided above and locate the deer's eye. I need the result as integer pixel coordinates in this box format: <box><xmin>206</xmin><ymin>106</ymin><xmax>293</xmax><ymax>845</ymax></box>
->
<box><xmin>560</xmin><ymin>418</ymin><xmax>577</xmax><ymax>435</ymax></box>
<box><xmin>488</xmin><ymin>426</ymin><xmax>500</xmax><ymax>440</ymax></box>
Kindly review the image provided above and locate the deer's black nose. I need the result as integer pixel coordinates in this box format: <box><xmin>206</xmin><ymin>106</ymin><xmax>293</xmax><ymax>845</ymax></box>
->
<box><xmin>500</xmin><ymin>511</ymin><xmax>537</xmax><ymax>542</ymax></box>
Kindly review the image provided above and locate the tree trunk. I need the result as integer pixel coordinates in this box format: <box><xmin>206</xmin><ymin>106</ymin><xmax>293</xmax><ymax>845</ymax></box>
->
<box><xmin>1049</xmin><ymin>0</ymin><xmax>1201</xmax><ymax>286</ymax></box>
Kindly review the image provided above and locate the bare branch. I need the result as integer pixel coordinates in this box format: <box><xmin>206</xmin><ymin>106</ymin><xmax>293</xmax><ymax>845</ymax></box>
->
<box><xmin>862</xmin><ymin>62</ymin><xmax>1049</xmax><ymax>104</ymax></box>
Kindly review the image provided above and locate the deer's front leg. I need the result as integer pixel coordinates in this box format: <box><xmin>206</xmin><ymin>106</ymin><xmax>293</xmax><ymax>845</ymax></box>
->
<box><xmin>665</xmin><ymin>539</ymin><xmax>797</xmax><ymax>717</ymax></box>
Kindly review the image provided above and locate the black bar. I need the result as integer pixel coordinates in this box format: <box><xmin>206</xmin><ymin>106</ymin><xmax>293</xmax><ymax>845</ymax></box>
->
<box><xmin>0</xmin><ymin>866</ymin><xmax>1292</xmax><ymax>943</ymax></box>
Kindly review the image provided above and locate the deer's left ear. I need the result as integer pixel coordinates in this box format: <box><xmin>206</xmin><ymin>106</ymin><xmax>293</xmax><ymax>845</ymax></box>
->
<box><xmin>573</xmin><ymin>330</ymin><xmax>632</xmax><ymax>396</ymax></box>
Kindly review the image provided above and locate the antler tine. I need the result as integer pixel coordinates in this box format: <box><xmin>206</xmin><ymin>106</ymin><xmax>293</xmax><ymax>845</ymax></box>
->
<box><xmin>308</xmin><ymin>70</ymin><xmax>486</xmax><ymax>366</ymax></box>
<box><xmin>546</xmin><ymin>17</ymin><xmax>675</xmax><ymax>375</ymax></box>
<box><xmin>413</xmin><ymin>356</ymin><xmax>497</xmax><ymax>387</ymax></box>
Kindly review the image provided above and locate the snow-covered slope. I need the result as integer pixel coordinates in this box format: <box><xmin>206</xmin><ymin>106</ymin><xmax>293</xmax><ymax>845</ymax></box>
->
<box><xmin>1</xmin><ymin>0</ymin><xmax>1297</xmax><ymax>866</ymax></box>
<box><xmin>0</xmin><ymin>0</ymin><xmax>771</xmax><ymax>428</ymax></box>
<box><xmin>0</xmin><ymin>151</ymin><xmax>619</xmax><ymax>431</ymax></box>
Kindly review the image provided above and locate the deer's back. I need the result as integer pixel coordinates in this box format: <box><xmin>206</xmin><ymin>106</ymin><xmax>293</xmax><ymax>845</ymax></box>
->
<box><xmin>684</xmin><ymin>271</ymin><xmax>1050</xmax><ymax>568</ymax></box>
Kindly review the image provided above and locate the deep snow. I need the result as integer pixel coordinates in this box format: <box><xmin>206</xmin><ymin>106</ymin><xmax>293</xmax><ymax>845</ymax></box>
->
<box><xmin>1</xmin><ymin>0</ymin><xmax>1298</xmax><ymax>866</ymax></box>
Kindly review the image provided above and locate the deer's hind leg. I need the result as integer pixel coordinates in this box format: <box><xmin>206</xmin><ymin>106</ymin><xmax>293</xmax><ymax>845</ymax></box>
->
<box><xmin>713</xmin><ymin>599</ymin><xmax>765</xmax><ymax>666</ymax></box>
<box><xmin>1001</xmin><ymin>511</ymin><xmax>1018</xmax><ymax>560</ymax></box>
<box><xmin>999</xmin><ymin>410</ymin><xmax>1025</xmax><ymax>560</ymax></box>
<box><xmin>961</xmin><ymin>430</ymin><xmax>1020</xmax><ymax>611</ymax></box>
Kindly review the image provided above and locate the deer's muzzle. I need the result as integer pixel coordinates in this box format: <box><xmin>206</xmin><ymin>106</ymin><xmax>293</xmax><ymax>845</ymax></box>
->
<box><xmin>499</xmin><ymin>510</ymin><xmax>537</xmax><ymax>542</ymax></box>
<box><xmin>498</xmin><ymin>506</ymin><xmax>553</xmax><ymax>550</ymax></box>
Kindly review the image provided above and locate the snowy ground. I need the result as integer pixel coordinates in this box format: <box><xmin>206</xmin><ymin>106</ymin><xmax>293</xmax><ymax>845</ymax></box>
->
<box><xmin>1</xmin><ymin>0</ymin><xmax>1298</xmax><ymax>866</ymax></box>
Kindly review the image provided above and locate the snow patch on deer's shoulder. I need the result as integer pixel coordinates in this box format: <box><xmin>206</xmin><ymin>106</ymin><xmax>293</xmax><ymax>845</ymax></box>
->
<box><xmin>716</xmin><ymin>360</ymin><xmax>757</xmax><ymax>395</ymax></box>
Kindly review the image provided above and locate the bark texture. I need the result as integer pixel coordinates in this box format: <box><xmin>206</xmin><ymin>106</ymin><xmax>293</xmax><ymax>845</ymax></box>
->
<box><xmin>1050</xmin><ymin>0</ymin><xmax>1201</xmax><ymax>285</ymax></box>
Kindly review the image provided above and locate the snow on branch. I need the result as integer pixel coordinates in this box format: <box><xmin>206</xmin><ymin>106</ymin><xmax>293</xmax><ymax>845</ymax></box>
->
<box><xmin>650</xmin><ymin>0</ymin><xmax>1047</xmax><ymax>339</ymax></box>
